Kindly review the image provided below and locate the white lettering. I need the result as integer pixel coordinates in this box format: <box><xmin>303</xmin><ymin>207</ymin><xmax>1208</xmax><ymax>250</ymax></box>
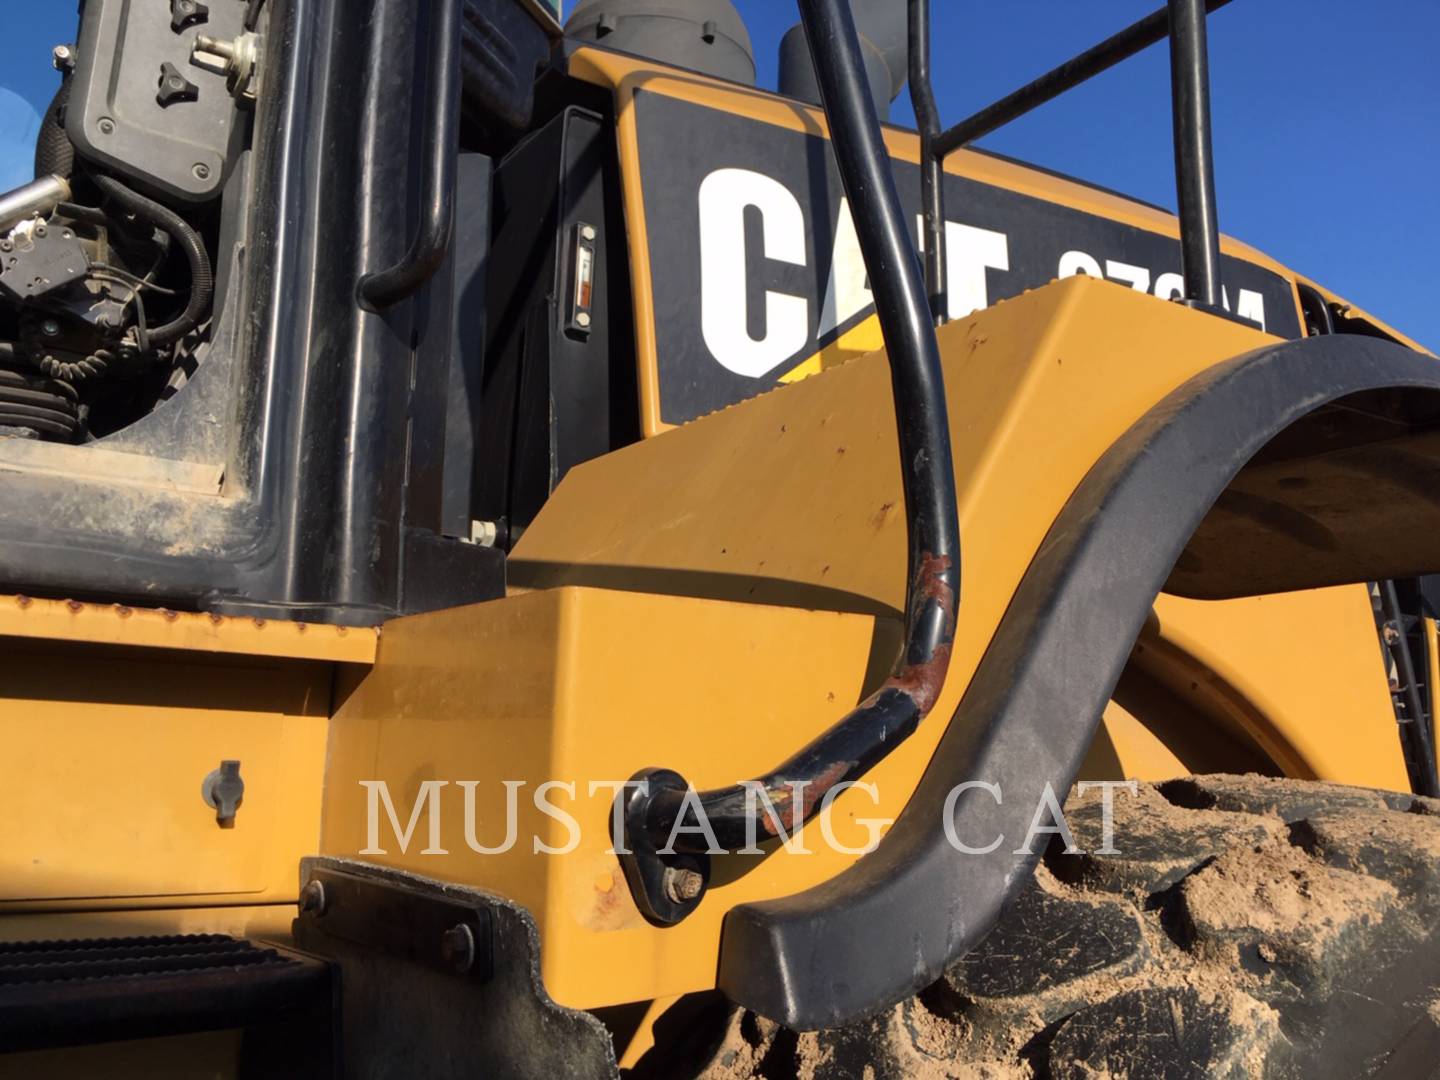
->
<box><xmin>699</xmin><ymin>168</ymin><xmax>809</xmax><ymax>377</ymax></box>
<box><xmin>360</xmin><ymin>780</ymin><xmax>448</xmax><ymax>855</ymax></box>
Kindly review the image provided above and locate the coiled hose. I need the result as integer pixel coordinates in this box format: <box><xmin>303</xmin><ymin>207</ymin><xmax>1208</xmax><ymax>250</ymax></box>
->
<box><xmin>91</xmin><ymin>174</ymin><xmax>213</xmax><ymax>346</ymax></box>
<box><xmin>0</xmin><ymin>343</ymin><xmax>80</xmax><ymax>440</ymax></box>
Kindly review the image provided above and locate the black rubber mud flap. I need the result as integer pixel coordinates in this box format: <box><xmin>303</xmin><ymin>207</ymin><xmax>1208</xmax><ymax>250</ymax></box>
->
<box><xmin>293</xmin><ymin>857</ymin><xmax>617</xmax><ymax>1078</ymax></box>
<box><xmin>717</xmin><ymin>334</ymin><xmax>1440</xmax><ymax>1030</ymax></box>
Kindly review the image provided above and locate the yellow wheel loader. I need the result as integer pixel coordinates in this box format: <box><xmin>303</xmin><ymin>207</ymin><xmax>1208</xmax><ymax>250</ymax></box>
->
<box><xmin>0</xmin><ymin>0</ymin><xmax>1437</xmax><ymax>1075</ymax></box>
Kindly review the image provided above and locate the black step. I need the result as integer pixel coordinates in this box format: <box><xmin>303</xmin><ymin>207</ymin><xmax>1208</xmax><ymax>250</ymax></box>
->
<box><xmin>0</xmin><ymin>933</ymin><xmax>333</xmax><ymax>1056</ymax></box>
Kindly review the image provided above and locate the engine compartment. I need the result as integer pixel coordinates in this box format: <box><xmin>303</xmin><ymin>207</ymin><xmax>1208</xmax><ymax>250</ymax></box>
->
<box><xmin>0</xmin><ymin>0</ymin><xmax>254</xmax><ymax>444</ymax></box>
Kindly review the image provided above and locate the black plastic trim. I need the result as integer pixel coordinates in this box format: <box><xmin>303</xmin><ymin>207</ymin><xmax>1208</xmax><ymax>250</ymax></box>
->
<box><xmin>717</xmin><ymin>334</ymin><xmax>1440</xmax><ymax>1030</ymax></box>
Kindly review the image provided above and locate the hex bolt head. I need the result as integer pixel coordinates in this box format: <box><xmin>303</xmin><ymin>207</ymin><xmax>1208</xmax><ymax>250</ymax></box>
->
<box><xmin>575</xmin><ymin>311</ymin><xmax>592</xmax><ymax>328</ymax></box>
<box><xmin>663</xmin><ymin>866</ymin><xmax>705</xmax><ymax>904</ymax></box>
<box><xmin>580</xmin><ymin>224</ymin><xmax>596</xmax><ymax>242</ymax></box>
<box><xmin>440</xmin><ymin>923</ymin><xmax>475</xmax><ymax>973</ymax></box>
<box><xmin>52</xmin><ymin>44</ymin><xmax>74</xmax><ymax>70</ymax></box>
<box><xmin>40</xmin><ymin>319</ymin><xmax>61</xmax><ymax>338</ymax></box>
<box><xmin>299</xmin><ymin>880</ymin><xmax>327</xmax><ymax>916</ymax></box>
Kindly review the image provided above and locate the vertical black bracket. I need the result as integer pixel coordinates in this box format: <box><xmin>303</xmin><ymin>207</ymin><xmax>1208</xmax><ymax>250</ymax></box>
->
<box><xmin>1370</xmin><ymin>579</ymin><xmax>1440</xmax><ymax>798</ymax></box>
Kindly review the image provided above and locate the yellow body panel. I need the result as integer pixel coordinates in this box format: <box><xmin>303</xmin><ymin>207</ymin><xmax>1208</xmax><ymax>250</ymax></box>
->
<box><xmin>310</xmin><ymin>278</ymin><xmax>1411</xmax><ymax>1011</ymax></box>
<box><xmin>0</xmin><ymin>33</ymin><xmax>1430</xmax><ymax>1072</ymax></box>
<box><xmin>0</xmin><ymin>632</ymin><xmax>346</xmax><ymax>909</ymax></box>
<box><xmin>0</xmin><ymin>278</ymin><xmax>1415</xmax><ymax>1019</ymax></box>
<box><xmin>1141</xmin><ymin>590</ymin><xmax>1406</xmax><ymax>785</ymax></box>
<box><xmin>322</xmin><ymin>586</ymin><xmax>890</xmax><ymax>1008</ymax></box>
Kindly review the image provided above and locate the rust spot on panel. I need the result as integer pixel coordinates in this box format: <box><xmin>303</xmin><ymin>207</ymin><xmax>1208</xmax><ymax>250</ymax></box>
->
<box><xmin>14</xmin><ymin>595</ymin><xmax>31</xmax><ymax>609</ymax></box>
<box><xmin>295</xmin><ymin>622</ymin><xmax>308</xmax><ymax>634</ymax></box>
<box><xmin>65</xmin><ymin>599</ymin><xmax>83</xmax><ymax>614</ymax></box>
<box><xmin>208</xmin><ymin>612</ymin><xmax>225</xmax><ymax>625</ymax></box>
<box><xmin>584</xmin><ymin>864</ymin><xmax>640</xmax><ymax>931</ymax></box>
<box><xmin>114</xmin><ymin>605</ymin><xmax>134</xmax><ymax>619</ymax></box>
<box><xmin>252</xmin><ymin>618</ymin><xmax>267</xmax><ymax>629</ymax></box>
<box><xmin>158</xmin><ymin>608</ymin><xmax>178</xmax><ymax>622</ymax></box>
<box><xmin>336</xmin><ymin>626</ymin><xmax>349</xmax><ymax>637</ymax></box>
<box><xmin>870</xmin><ymin>501</ymin><xmax>895</xmax><ymax>530</ymax></box>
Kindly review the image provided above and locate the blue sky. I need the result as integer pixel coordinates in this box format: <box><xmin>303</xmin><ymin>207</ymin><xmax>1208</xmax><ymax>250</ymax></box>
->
<box><xmin>3</xmin><ymin>3</ymin><xmax>1435</xmax><ymax>345</ymax></box>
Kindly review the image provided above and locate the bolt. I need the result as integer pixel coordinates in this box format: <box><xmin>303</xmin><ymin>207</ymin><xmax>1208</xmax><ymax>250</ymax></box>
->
<box><xmin>575</xmin><ymin>311</ymin><xmax>592</xmax><ymax>328</ymax></box>
<box><xmin>34</xmin><ymin>223</ymin><xmax>46</xmax><ymax>238</ymax></box>
<box><xmin>52</xmin><ymin>44</ymin><xmax>74</xmax><ymax>70</ymax></box>
<box><xmin>98</xmin><ymin>117</ymin><xmax>115</xmax><ymax>135</ymax></box>
<box><xmin>440</xmin><ymin>923</ymin><xmax>475</xmax><ymax>973</ymax></box>
<box><xmin>663</xmin><ymin>866</ymin><xmax>705</xmax><ymax>904</ymax></box>
<box><xmin>0</xmin><ymin>240</ymin><xmax>10</xmax><ymax>253</ymax></box>
<box><xmin>193</xmin><ymin>162</ymin><xmax>211</xmax><ymax>180</ymax></box>
<box><xmin>40</xmin><ymin>319</ymin><xmax>62</xmax><ymax>338</ymax></box>
<box><xmin>299</xmin><ymin>880</ymin><xmax>327</xmax><ymax>916</ymax></box>
<box><xmin>581</xmin><ymin>224</ymin><xmax>596</xmax><ymax>242</ymax></box>
<box><xmin>195</xmin><ymin>34</ymin><xmax>235</xmax><ymax>59</ymax></box>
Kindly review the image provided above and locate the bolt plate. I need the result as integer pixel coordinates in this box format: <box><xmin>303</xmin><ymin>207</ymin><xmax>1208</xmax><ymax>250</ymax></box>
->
<box><xmin>296</xmin><ymin>866</ymin><xmax>493</xmax><ymax>983</ymax></box>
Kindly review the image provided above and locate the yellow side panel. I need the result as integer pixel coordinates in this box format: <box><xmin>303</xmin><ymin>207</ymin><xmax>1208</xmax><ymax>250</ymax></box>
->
<box><xmin>324</xmin><ymin>280</ymin><xmax>1411</xmax><ymax>1011</ymax></box>
<box><xmin>512</xmin><ymin>276</ymin><xmax>1271</xmax><ymax>647</ymax></box>
<box><xmin>326</xmin><ymin>278</ymin><xmax>1310</xmax><ymax>1011</ymax></box>
<box><xmin>0</xmin><ymin>640</ymin><xmax>331</xmax><ymax>907</ymax></box>
<box><xmin>1141</xmin><ymin>588</ymin><xmax>1408</xmax><ymax>788</ymax></box>
<box><xmin>322</xmin><ymin>587</ymin><xmax>887</xmax><ymax>1011</ymax></box>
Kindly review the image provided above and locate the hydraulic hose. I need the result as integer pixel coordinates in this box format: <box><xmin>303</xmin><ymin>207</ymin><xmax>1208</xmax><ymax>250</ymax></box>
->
<box><xmin>92</xmin><ymin>174</ymin><xmax>213</xmax><ymax>346</ymax></box>
<box><xmin>34</xmin><ymin>78</ymin><xmax>75</xmax><ymax>180</ymax></box>
<box><xmin>620</xmin><ymin>0</ymin><xmax>961</xmax><ymax>923</ymax></box>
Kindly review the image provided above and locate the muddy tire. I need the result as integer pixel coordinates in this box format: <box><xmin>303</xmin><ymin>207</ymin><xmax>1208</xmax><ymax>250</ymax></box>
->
<box><xmin>657</xmin><ymin>775</ymin><xmax>1440</xmax><ymax>1080</ymax></box>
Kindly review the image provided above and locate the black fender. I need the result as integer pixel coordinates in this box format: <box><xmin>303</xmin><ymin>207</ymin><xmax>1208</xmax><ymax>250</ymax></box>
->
<box><xmin>717</xmin><ymin>333</ymin><xmax>1440</xmax><ymax>1030</ymax></box>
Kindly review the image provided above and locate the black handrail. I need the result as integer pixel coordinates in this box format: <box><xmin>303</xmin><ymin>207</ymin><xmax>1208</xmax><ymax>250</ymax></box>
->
<box><xmin>931</xmin><ymin>0</ymin><xmax>1232</xmax><ymax>159</ymax></box>
<box><xmin>1168</xmin><ymin>0</ymin><xmax>1223</xmax><ymax>307</ymax></box>
<box><xmin>618</xmin><ymin>0</ymin><xmax>960</xmax><ymax>926</ymax></box>
<box><xmin>907</xmin><ymin>0</ymin><xmax>946</xmax><ymax>325</ymax></box>
<box><xmin>357</xmin><ymin>0</ymin><xmax>462</xmax><ymax>311</ymax></box>
<box><xmin>921</xmin><ymin>0</ymin><xmax>1232</xmax><ymax>310</ymax></box>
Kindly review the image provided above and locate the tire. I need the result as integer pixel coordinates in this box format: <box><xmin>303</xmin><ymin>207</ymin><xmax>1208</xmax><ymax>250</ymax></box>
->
<box><xmin>662</xmin><ymin>775</ymin><xmax>1440</xmax><ymax>1080</ymax></box>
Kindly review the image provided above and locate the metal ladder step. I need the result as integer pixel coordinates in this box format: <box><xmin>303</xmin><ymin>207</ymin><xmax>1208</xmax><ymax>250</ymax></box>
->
<box><xmin>0</xmin><ymin>933</ymin><xmax>333</xmax><ymax>1057</ymax></box>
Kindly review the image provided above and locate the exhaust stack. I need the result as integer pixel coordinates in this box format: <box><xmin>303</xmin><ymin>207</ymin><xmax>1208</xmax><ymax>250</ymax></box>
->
<box><xmin>564</xmin><ymin>0</ymin><xmax>756</xmax><ymax>86</ymax></box>
<box><xmin>778</xmin><ymin>0</ymin><xmax>908</xmax><ymax>119</ymax></box>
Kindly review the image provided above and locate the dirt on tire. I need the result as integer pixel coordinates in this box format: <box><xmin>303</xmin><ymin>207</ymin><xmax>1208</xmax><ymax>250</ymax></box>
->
<box><xmin>633</xmin><ymin>775</ymin><xmax>1440</xmax><ymax>1080</ymax></box>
